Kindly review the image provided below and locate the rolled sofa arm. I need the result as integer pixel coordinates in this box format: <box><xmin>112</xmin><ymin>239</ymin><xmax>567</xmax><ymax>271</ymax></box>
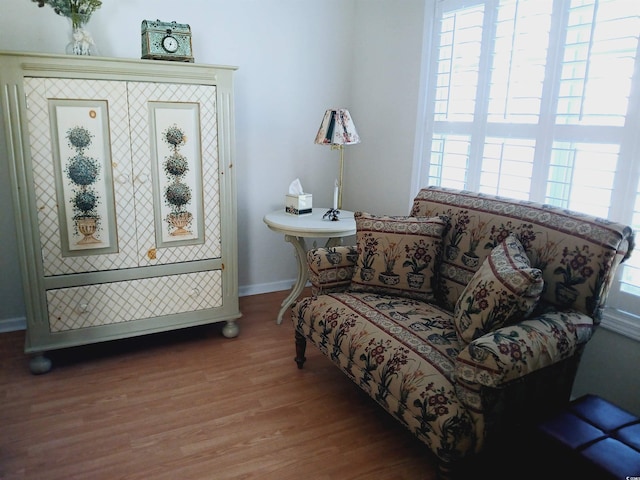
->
<box><xmin>454</xmin><ymin>309</ymin><xmax>595</xmax><ymax>389</ymax></box>
<box><xmin>307</xmin><ymin>245</ymin><xmax>358</xmax><ymax>295</ymax></box>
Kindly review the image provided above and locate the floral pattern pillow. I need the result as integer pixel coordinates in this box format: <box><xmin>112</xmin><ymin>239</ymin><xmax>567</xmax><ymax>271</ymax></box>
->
<box><xmin>453</xmin><ymin>233</ymin><xmax>544</xmax><ymax>344</ymax></box>
<box><xmin>349</xmin><ymin>212</ymin><xmax>448</xmax><ymax>302</ymax></box>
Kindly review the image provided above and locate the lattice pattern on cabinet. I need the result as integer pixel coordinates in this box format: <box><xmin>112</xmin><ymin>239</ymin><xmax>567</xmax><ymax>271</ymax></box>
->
<box><xmin>47</xmin><ymin>270</ymin><xmax>223</xmax><ymax>332</ymax></box>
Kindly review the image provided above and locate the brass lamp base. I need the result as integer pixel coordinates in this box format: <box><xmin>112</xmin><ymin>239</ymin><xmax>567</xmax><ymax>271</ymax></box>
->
<box><xmin>323</xmin><ymin>208</ymin><xmax>340</xmax><ymax>221</ymax></box>
<box><xmin>331</xmin><ymin>144</ymin><xmax>345</xmax><ymax>210</ymax></box>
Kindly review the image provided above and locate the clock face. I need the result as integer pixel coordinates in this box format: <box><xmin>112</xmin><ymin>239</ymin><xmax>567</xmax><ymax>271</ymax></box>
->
<box><xmin>162</xmin><ymin>35</ymin><xmax>179</xmax><ymax>53</ymax></box>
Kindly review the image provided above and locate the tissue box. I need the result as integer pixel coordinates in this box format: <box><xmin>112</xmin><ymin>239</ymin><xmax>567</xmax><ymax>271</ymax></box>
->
<box><xmin>285</xmin><ymin>194</ymin><xmax>313</xmax><ymax>215</ymax></box>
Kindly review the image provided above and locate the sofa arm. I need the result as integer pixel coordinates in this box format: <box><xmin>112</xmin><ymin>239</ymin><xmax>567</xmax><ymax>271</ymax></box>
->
<box><xmin>307</xmin><ymin>245</ymin><xmax>358</xmax><ymax>295</ymax></box>
<box><xmin>455</xmin><ymin>309</ymin><xmax>595</xmax><ymax>389</ymax></box>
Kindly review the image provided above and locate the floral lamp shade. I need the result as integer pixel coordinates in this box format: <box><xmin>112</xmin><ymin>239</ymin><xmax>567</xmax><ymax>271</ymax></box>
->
<box><xmin>314</xmin><ymin>108</ymin><xmax>360</xmax><ymax>213</ymax></box>
<box><xmin>314</xmin><ymin>109</ymin><xmax>360</xmax><ymax>146</ymax></box>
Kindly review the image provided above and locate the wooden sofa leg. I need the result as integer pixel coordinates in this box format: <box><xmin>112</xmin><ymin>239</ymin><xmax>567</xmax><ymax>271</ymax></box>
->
<box><xmin>294</xmin><ymin>330</ymin><xmax>307</xmax><ymax>369</ymax></box>
<box><xmin>436</xmin><ymin>460</ymin><xmax>455</xmax><ymax>480</ymax></box>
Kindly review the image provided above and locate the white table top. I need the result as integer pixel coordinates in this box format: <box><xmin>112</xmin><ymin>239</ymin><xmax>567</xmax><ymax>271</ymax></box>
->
<box><xmin>263</xmin><ymin>208</ymin><xmax>356</xmax><ymax>238</ymax></box>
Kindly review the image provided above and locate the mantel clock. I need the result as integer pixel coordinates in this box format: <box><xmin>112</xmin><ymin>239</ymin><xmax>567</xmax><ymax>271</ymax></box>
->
<box><xmin>141</xmin><ymin>20</ymin><xmax>194</xmax><ymax>62</ymax></box>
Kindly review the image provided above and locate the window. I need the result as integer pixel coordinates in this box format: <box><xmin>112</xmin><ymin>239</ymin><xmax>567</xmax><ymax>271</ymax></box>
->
<box><xmin>420</xmin><ymin>0</ymin><xmax>640</xmax><ymax>334</ymax></box>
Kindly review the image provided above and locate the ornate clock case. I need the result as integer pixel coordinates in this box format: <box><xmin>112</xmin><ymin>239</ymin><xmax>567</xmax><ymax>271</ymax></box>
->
<box><xmin>141</xmin><ymin>20</ymin><xmax>194</xmax><ymax>62</ymax></box>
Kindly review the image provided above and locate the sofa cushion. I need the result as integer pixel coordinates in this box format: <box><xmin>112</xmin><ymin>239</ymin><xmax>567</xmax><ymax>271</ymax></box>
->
<box><xmin>349</xmin><ymin>212</ymin><xmax>448</xmax><ymax>302</ymax></box>
<box><xmin>453</xmin><ymin>233</ymin><xmax>544</xmax><ymax>344</ymax></box>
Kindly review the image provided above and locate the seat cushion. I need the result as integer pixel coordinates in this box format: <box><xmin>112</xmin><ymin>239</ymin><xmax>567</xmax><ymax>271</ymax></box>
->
<box><xmin>453</xmin><ymin>234</ymin><xmax>544</xmax><ymax>344</ymax></box>
<box><xmin>349</xmin><ymin>212</ymin><xmax>448</xmax><ymax>302</ymax></box>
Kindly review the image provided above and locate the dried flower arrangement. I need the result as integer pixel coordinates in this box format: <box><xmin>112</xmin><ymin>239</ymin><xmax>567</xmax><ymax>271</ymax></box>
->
<box><xmin>31</xmin><ymin>0</ymin><xmax>103</xmax><ymax>29</ymax></box>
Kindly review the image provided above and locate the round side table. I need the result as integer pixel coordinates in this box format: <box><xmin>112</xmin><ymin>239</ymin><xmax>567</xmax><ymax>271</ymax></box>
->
<box><xmin>263</xmin><ymin>208</ymin><xmax>356</xmax><ymax>324</ymax></box>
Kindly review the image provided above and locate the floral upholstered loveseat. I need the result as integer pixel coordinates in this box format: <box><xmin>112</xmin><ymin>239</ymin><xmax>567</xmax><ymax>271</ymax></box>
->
<box><xmin>291</xmin><ymin>186</ymin><xmax>634</xmax><ymax>478</ymax></box>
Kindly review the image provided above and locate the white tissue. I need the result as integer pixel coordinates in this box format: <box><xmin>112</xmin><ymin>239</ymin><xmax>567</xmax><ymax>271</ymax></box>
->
<box><xmin>288</xmin><ymin>178</ymin><xmax>304</xmax><ymax>195</ymax></box>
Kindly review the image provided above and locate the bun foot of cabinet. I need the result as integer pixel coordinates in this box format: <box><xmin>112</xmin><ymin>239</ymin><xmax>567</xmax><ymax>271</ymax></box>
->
<box><xmin>29</xmin><ymin>354</ymin><xmax>52</xmax><ymax>375</ymax></box>
<box><xmin>222</xmin><ymin>320</ymin><xmax>240</xmax><ymax>338</ymax></box>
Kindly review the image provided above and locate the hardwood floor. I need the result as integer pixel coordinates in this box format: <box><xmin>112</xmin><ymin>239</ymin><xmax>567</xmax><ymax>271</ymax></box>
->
<box><xmin>0</xmin><ymin>290</ymin><xmax>438</xmax><ymax>480</ymax></box>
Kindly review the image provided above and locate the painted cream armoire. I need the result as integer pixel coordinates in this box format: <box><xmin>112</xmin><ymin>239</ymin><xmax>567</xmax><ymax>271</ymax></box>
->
<box><xmin>0</xmin><ymin>52</ymin><xmax>241</xmax><ymax>373</ymax></box>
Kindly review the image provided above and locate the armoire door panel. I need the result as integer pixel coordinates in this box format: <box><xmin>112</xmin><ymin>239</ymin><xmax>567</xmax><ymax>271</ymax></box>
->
<box><xmin>127</xmin><ymin>81</ymin><xmax>222</xmax><ymax>267</ymax></box>
<box><xmin>149</xmin><ymin>101</ymin><xmax>205</xmax><ymax>249</ymax></box>
<box><xmin>25</xmin><ymin>77</ymin><xmax>138</xmax><ymax>276</ymax></box>
<box><xmin>48</xmin><ymin>98</ymin><xmax>119</xmax><ymax>256</ymax></box>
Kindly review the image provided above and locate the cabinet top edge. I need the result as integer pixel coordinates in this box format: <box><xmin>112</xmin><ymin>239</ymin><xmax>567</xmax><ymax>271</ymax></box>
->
<box><xmin>0</xmin><ymin>50</ymin><xmax>239</xmax><ymax>73</ymax></box>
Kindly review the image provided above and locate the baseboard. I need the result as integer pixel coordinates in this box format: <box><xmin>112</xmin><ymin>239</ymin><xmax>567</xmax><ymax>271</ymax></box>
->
<box><xmin>0</xmin><ymin>316</ymin><xmax>26</xmax><ymax>333</ymax></box>
<box><xmin>0</xmin><ymin>282</ymin><xmax>298</xmax><ymax>334</ymax></box>
<box><xmin>238</xmin><ymin>279</ymin><xmax>298</xmax><ymax>297</ymax></box>
<box><xmin>601</xmin><ymin>310</ymin><xmax>640</xmax><ymax>342</ymax></box>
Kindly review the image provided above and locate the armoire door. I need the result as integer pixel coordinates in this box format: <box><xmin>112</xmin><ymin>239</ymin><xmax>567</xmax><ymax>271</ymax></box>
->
<box><xmin>24</xmin><ymin>78</ymin><xmax>223</xmax><ymax>276</ymax></box>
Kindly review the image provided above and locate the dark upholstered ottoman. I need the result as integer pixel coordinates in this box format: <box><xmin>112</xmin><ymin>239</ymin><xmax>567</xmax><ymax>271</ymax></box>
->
<box><xmin>534</xmin><ymin>394</ymin><xmax>640</xmax><ymax>479</ymax></box>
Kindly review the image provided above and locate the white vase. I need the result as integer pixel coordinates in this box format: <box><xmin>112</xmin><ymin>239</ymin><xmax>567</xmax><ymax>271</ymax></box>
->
<box><xmin>66</xmin><ymin>15</ymin><xmax>98</xmax><ymax>56</ymax></box>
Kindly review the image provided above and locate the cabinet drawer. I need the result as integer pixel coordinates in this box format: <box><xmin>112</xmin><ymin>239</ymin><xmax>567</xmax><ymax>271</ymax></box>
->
<box><xmin>46</xmin><ymin>270</ymin><xmax>222</xmax><ymax>332</ymax></box>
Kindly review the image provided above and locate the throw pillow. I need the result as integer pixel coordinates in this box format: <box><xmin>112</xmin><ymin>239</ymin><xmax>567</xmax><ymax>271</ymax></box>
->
<box><xmin>453</xmin><ymin>233</ymin><xmax>544</xmax><ymax>344</ymax></box>
<box><xmin>349</xmin><ymin>212</ymin><xmax>448</xmax><ymax>301</ymax></box>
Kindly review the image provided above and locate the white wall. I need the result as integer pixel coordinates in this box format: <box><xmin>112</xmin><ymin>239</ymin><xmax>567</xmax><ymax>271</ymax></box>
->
<box><xmin>349</xmin><ymin>0</ymin><xmax>427</xmax><ymax>216</ymax></box>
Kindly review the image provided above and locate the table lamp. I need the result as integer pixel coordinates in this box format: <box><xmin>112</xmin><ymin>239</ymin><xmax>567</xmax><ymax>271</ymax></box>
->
<box><xmin>314</xmin><ymin>109</ymin><xmax>360</xmax><ymax>219</ymax></box>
